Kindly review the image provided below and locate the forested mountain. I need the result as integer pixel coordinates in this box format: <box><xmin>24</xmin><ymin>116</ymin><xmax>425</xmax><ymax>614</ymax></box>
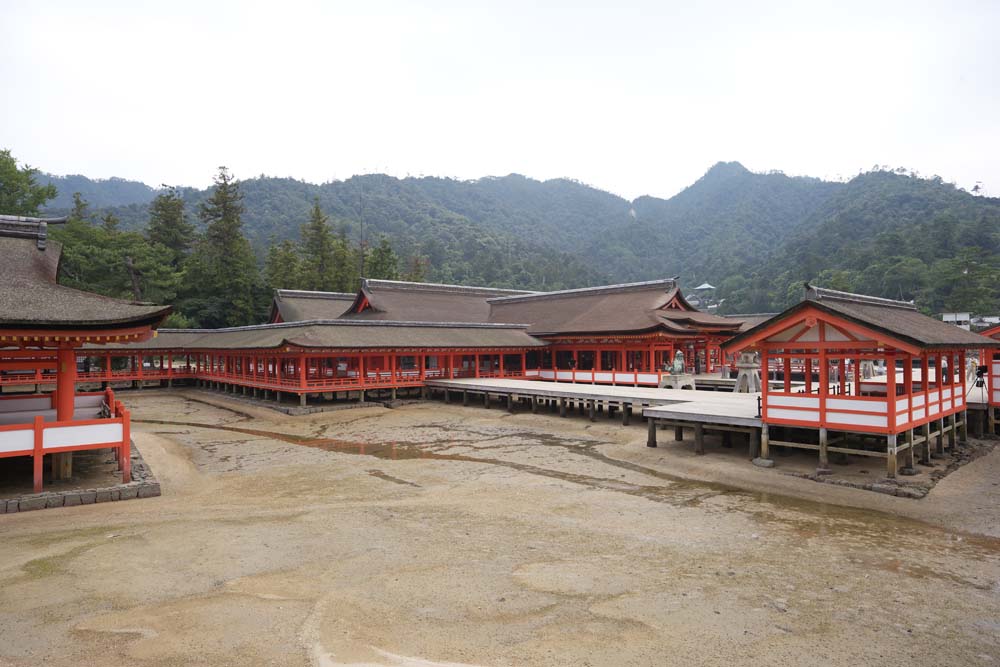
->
<box><xmin>43</xmin><ymin>174</ymin><xmax>158</xmax><ymax>209</ymax></box>
<box><xmin>37</xmin><ymin>161</ymin><xmax>1000</xmax><ymax>316</ymax></box>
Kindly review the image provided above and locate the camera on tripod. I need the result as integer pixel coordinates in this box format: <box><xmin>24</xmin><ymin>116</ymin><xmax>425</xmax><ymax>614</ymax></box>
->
<box><xmin>976</xmin><ymin>365</ymin><xmax>987</xmax><ymax>388</ymax></box>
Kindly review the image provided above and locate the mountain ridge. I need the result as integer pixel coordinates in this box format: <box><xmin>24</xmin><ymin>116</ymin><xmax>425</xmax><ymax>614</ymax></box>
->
<box><xmin>39</xmin><ymin>162</ymin><xmax>1000</xmax><ymax>313</ymax></box>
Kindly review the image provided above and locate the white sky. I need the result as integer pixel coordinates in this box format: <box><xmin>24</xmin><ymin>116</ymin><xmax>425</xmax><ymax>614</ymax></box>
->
<box><xmin>2</xmin><ymin>0</ymin><xmax>997</xmax><ymax>200</ymax></box>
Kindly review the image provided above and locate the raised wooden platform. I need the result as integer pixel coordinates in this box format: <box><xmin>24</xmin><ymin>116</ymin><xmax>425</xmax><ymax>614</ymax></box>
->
<box><xmin>425</xmin><ymin>378</ymin><xmax>762</xmax><ymax>432</ymax></box>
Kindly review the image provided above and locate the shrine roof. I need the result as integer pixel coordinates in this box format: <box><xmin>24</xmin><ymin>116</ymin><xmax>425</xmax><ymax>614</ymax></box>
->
<box><xmin>723</xmin><ymin>284</ymin><xmax>1000</xmax><ymax>351</ymax></box>
<box><xmin>486</xmin><ymin>279</ymin><xmax>745</xmax><ymax>337</ymax></box>
<box><xmin>269</xmin><ymin>289</ymin><xmax>356</xmax><ymax>322</ymax></box>
<box><xmin>341</xmin><ymin>279</ymin><xmax>536</xmax><ymax>324</ymax></box>
<box><xmin>0</xmin><ymin>217</ymin><xmax>171</xmax><ymax>330</ymax></box>
<box><xmin>87</xmin><ymin>320</ymin><xmax>546</xmax><ymax>351</ymax></box>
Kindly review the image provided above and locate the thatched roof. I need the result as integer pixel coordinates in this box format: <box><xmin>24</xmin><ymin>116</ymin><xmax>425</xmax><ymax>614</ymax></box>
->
<box><xmin>88</xmin><ymin>320</ymin><xmax>546</xmax><ymax>351</ymax></box>
<box><xmin>269</xmin><ymin>289</ymin><xmax>355</xmax><ymax>322</ymax></box>
<box><xmin>0</xmin><ymin>222</ymin><xmax>171</xmax><ymax>330</ymax></box>
<box><xmin>724</xmin><ymin>284</ymin><xmax>1000</xmax><ymax>351</ymax></box>
<box><xmin>341</xmin><ymin>279</ymin><xmax>536</xmax><ymax>324</ymax></box>
<box><xmin>487</xmin><ymin>279</ymin><xmax>744</xmax><ymax>337</ymax></box>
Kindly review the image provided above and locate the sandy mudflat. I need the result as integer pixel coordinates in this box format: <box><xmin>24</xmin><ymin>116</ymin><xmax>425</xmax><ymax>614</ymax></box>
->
<box><xmin>1</xmin><ymin>389</ymin><xmax>998</xmax><ymax>667</ymax></box>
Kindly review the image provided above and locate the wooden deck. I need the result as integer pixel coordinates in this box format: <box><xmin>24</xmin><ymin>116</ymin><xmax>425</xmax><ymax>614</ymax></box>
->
<box><xmin>425</xmin><ymin>377</ymin><xmax>761</xmax><ymax>426</ymax></box>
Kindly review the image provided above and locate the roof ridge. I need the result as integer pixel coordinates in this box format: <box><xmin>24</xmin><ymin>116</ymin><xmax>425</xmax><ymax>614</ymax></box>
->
<box><xmin>363</xmin><ymin>278</ymin><xmax>537</xmax><ymax>296</ymax></box>
<box><xmin>155</xmin><ymin>319</ymin><xmax>535</xmax><ymax>334</ymax></box>
<box><xmin>275</xmin><ymin>289</ymin><xmax>356</xmax><ymax>300</ymax></box>
<box><xmin>805</xmin><ymin>283</ymin><xmax>916</xmax><ymax>311</ymax></box>
<box><xmin>487</xmin><ymin>278</ymin><xmax>679</xmax><ymax>304</ymax></box>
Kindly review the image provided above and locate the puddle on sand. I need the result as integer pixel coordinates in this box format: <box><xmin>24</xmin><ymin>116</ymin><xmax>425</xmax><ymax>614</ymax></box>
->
<box><xmin>133</xmin><ymin>412</ymin><xmax>1000</xmax><ymax>565</ymax></box>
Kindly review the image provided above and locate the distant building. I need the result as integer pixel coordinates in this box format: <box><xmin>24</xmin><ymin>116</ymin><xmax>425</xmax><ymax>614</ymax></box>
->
<box><xmin>942</xmin><ymin>312</ymin><xmax>972</xmax><ymax>331</ymax></box>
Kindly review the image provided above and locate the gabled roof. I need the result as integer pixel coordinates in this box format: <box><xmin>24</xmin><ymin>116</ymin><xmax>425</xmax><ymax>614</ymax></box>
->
<box><xmin>89</xmin><ymin>320</ymin><xmax>546</xmax><ymax>351</ymax></box>
<box><xmin>0</xmin><ymin>217</ymin><xmax>171</xmax><ymax>330</ymax></box>
<box><xmin>723</xmin><ymin>284</ymin><xmax>1000</xmax><ymax>352</ymax></box>
<box><xmin>269</xmin><ymin>289</ymin><xmax>356</xmax><ymax>323</ymax></box>
<box><xmin>723</xmin><ymin>313</ymin><xmax>779</xmax><ymax>332</ymax></box>
<box><xmin>341</xmin><ymin>278</ymin><xmax>536</xmax><ymax>324</ymax></box>
<box><xmin>486</xmin><ymin>278</ymin><xmax>744</xmax><ymax>337</ymax></box>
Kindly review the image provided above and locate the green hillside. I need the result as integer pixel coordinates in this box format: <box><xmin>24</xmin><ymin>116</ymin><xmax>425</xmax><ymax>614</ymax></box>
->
<box><xmin>38</xmin><ymin>162</ymin><xmax>1000</xmax><ymax>315</ymax></box>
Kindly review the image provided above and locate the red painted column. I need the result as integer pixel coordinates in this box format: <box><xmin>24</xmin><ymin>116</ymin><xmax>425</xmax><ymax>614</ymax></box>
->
<box><xmin>33</xmin><ymin>415</ymin><xmax>44</xmax><ymax>493</ymax></box>
<box><xmin>56</xmin><ymin>348</ymin><xmax>77</xmax><ymax>421</ymax></box>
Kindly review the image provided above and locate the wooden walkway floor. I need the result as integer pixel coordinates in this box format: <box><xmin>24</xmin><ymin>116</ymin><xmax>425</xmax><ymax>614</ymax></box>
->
<box><xmin>425</xmin><ymin>378</ymin><xmax>761</xmax><ymax>426</ymax></box>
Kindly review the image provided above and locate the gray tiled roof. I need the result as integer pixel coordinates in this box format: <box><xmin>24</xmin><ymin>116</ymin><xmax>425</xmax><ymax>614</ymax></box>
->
<box><xmin>88</xmin><ymin>320</ymin><xmax>546</xmax><ymax>351</ymax></box>
<box><xmin>724</xmin><ymin>284</ymin><xmax>1000</xmax><ymax>351</ymax></box>
<box><xmin>0</xmin><ymin>231</ymin><xmax>171</xmax><ymax>329</ymax></box>
<box><xmin>340</xmin><ymin>279</ymin><xmax>536</xmax><ymax>323</ymax></box>
<box><xmin>269</xmin><ymin>289</ymin><xmax>356</xmax><ymax>322</ymax></box>
<box><xmin>487</xmin><ymin>279</ymin><xmax>744</xmax><ymax>336</ymax></box>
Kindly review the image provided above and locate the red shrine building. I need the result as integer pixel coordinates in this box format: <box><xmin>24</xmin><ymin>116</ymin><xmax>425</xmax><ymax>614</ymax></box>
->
<box><xmin>722</xmin><ymin>285</ymin><xmax>998</xmax><ymax>477</ymax></box>
<box><xmin>76</xmin><ymin>278</ymin><xmax>749</xmax><ymax>407</ymax></box>
<box><xmin>976</xmin><ymin>323</ymin><xmax>1000</xmax><ymax>432</ymax></box>
<box><xmin>0</xmin><ymin>215</ymin><xmax>171</xmax><ymax>492</ymax></box>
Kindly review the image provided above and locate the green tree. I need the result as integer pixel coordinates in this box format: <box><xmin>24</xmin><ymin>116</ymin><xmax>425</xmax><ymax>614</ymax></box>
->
<box><xmin>403</xmin><ymin>255</ymin><xmax>429</xmax><ymax>282</ymax></box>
<box><xmin>147</xmin><ymin>186</ymin><xmax>195</xmax><ymax>267</ymax></box>
<box><xmin>332</xmin><ymin>224</ymin><xmax>358</xmax><ymax>291</ymax></box>
<box><xmin>0</xmin><ymin>148</ymin><xmax>57</xmax><ymax>215</ymax></box>
<box><xmin>101</xmin><ymin>211</ymin><xmax>120</xmax><ymax>233</ymax></box>
<box><xmin>70</xmin><ymin>192</ymin><xmax>90</xmax><ymax>223</ymax></box>
<box><xmin>365</xmin><ymin>235</ymin><xmax>399</xmax><ymax>280</ymax></box>
<box><xmin>182</xmin><ymin>167</ymin><xmax>261</xmax><ymax>327</ymax></box>
<box><xmin>265</xmin><ymin>239</ymin><xmax>302</xmax><ymax>291</ymax></box>
<box><xmin>299</xmin><ymin>199</ymin><xmax>337</xmax><ymax>290</ymax></box>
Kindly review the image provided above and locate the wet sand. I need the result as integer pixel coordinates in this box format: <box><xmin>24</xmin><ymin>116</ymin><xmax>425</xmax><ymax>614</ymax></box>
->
<box><xmin>1</xmin><ymin>389</ymin><xmax>998</xmax><ymax>666</ymax></box>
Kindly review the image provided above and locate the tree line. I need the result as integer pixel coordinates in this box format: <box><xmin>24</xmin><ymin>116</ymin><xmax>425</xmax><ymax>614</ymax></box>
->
<box><xmin>2</xmin><ymin>149</ymin><xmax>415</xmax><ymax>328</ymax></box>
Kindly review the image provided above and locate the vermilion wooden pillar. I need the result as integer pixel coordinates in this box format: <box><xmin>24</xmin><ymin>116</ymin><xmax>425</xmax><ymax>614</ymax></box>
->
<box><xmin>56</xmin><ymin>348</ymin><xmax>77</xmax><ymax>421</ymax></box>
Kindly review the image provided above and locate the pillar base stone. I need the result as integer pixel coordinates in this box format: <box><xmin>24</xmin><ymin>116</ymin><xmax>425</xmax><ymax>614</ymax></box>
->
<box><xmin>752</xmin><ymin>457</ymin><xmax>774</xmax><ymax>468</ymax></box>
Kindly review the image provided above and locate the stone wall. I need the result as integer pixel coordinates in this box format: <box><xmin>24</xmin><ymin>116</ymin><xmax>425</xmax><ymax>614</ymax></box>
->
<box><xmin>0</xmin><ymin>441</ymin><xmax>160</xmax><ymax>514</ymax></box>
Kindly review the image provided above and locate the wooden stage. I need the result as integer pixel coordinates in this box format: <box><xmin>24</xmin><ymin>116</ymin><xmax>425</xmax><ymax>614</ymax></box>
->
<box><xmin>425</xmin><ymin>378</ymin><xmax>763</xmax><ymax>455</ymax></box>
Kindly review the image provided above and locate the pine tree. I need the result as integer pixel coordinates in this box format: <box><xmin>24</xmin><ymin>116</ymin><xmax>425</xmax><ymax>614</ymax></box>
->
<box><xmin>332</xmin><ymin>224</ymin><xmax>358</xmax><ymax>291</ymax></box>
<box><xmin>182</xmin><ymin>167</ymin><xmax>261</xmax><ymax>327</ymax></box>
<box><xmin>70</xmin><ymin>192</ymin><xmax>90</xmax><ymax>223</ymax></box>
<box><xmin>299</xmin><ymin>199</ymin><xmax>337</xmax><ymax>291</ymax></box>
<box><xmin>147</xmin><ymin>186</ymin><xmax>195</xmax><ymax>267</ymax></box>
<box><xmin>265</xmin><ymin>239</ymin><xmax>302</xmax><ymax>291</ymax></box>
<box><xmin>101</xmin><ymin>211</ymin><xmax>120</xmax><ymax>233</ymax></box>
<box><xmin>366</xmin><ymin>236</ymin><xmax>399</xmax><ymax>280</ymax></box>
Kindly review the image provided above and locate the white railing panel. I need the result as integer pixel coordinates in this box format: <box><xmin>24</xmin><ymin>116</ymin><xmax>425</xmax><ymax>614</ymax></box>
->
<box><xmin>525</xmin><ymin>370</ymin><xmax>540</xmax><ymax>377</ymax></box>
<box><xmin>617</xmin><ymin>373</ymin><xmax>636</xmax><ymax>383</ymax></box>
<box><xmin>912</xmin><ymin>408</ymin><xmax>925</xmax><ymax>421</ymax></box>
<box><xmin>0</xmin><ymin>397</ymin><xmax>51</xmax><ymax>413</ymax></box>
<box><xmin>768</xmin><ymin>408</ymin><xmax>820</xmax><ymax>422</ymax></box>
<box><xmin>43</xmin><ymin>422</ymin><xmax>123</xmax><ymax>449</ymax></box>
<box><xmin>594</xmin><ymin>372</ymin><xmax>613</xmax><ymax>382</ymax></box>
<box><xmin>575</xmin><ymin>371</ymin><xmax>593</xmax><ymax>382</ymax></box>
<box><xmin>540</xmin><ymin>370</ymin><xmax>555</xmax><ymax>380</ymax></box>
<box><xmin>955</xmin><ymin>396</ymin><xmax>964</xmax><ymax>407</ymax></box>
<box><xmin>896</xmin><ymin>398</ymin><xmax>909</xmax><ymax>412</ymax></box>
<box><xmin>912</xmin><ymin>395</ymin><xmax>925</xmax><ymax>407</ymax></box>
<box><xmin>769</xmin><ymin>395</ymin><xmax>820</xmax><ymax>409</ymax></box>
<box><xmin>942</xmin><ymin>400</ymin><xmax>952</xmax><ymax>411</ymax></box>
<box><xmin>637</xmin><ymin>373</ymin><xmax>658</xmax><ymax>384</ymax></box>
<box><xmin>826</xmin><ymin>412</ymin><xmax>888</xmax><ymax>428</ymax></box>
<box><xmin>929</xmin><ymin>390</ymin><xmax>940</xmax><ymax>404</ymax></box>
<box><xmin>827</xmin><ymin>398</ymin><xmax>887</xmax><ymax>413</ymax></box>
<box><xmin>556</xmin><ymin>371</ymin><xmax>573</xmax><ymax>381</ymax></box>
<box><xmin>0</xmin><ymin>427</ymin><xmax>33</xmax><ymax>453</ymax></box>
<box><xmin>942</xmin><ymin>387</ymin><xmax>952</xmax><ymax>400</ymax></box>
